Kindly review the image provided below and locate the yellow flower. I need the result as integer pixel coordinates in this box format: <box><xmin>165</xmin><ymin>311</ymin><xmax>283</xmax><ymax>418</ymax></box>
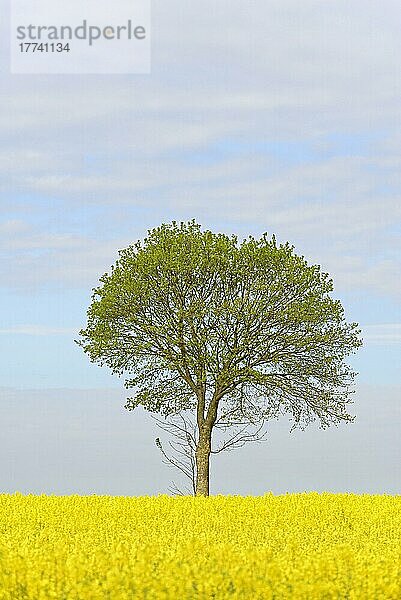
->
<box><xmin>0</xmin><ymin>493</ymin><xmax>399</xmax><ymax>599</ymax></box>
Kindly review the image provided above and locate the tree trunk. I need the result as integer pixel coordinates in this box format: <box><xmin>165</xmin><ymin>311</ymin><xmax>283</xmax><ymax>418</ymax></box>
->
<box><xmin>195</xmin><ymin>429</ymin><xmax>212</xmax><ymax>496</ymax></box>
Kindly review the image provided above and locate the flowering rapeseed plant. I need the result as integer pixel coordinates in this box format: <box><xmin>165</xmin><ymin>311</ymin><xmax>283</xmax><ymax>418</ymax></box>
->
<box><xmin>0</xmin><ymin>492</ymin><xmax>400</xmax><ymax>599</ymax></box>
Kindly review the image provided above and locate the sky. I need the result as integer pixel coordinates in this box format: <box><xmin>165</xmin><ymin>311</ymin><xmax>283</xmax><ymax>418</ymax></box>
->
<box><xmin>0</xmin><ymin>0</ymin><xmax>400</xmax><ymax>496</ymax></box>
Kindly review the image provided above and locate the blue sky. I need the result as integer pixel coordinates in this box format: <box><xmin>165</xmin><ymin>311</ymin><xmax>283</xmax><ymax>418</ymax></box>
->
<box><xmin>0</xmin><ymin>0</ymin><xmax>400</xmax><ymax>494</ymax></box>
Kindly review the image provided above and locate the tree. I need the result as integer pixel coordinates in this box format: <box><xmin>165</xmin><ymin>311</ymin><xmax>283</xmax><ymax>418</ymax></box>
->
<box><xmin>76</xmin><ymin>220</ymin><xmax>362</xmax><ymax>496</ymax></box>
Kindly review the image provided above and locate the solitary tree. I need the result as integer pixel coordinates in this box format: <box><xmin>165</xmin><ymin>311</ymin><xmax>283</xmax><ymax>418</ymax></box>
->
<box><xmin>76</xmin><ymin>220</ymin><xmax>362</xmax><ymax>496</ymax></box>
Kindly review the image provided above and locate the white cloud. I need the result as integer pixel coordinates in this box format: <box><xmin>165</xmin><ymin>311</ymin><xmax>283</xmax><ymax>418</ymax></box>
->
<box><xmin>362</xmin><ymin>324</ymin><xmax>401</xmax><ymax>344</ymax></box>
<box><xmin>0</xmin><ymin>216</ymin><xmax>136</xmax><ymax>290</ymax></box>
<box><xmin>0</xmin><ymin>325</ymin><xmax>77</xmax><ymax>336</ymax></box>
<box><xmin>0</xmin><ymin>0</ymin><xmax>400</xmax><ymax>299</ymax></box>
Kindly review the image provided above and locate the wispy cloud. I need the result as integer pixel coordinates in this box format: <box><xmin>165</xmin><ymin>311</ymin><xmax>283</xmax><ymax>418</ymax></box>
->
<box><xmin>0</xmin><ymin>325</ymin><xmax>77</xmax><ymax>336</ymax></box>
<box><xmin>362</xmin><ymin>324</ymin><xmax>401</xmax><ymax>344</ymax></box>
<box><xmin>0</xmin><ymin>0</ymin><xmax>400</xmax><ymax>302</ymax></box>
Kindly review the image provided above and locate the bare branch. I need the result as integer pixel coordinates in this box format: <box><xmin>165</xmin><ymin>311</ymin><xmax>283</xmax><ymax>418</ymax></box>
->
<box><xmin>168</xmin><ymin>481</ymin><xmax>193</xmax><ymax>496</ymax></box>
<box><xmin>211</xmin><ymin>421</ymin><xmax>268</xmax><ymax>454</ymax></box>
<box><xmin>153</xmin><ymin>413</ymin><xmax>197</xmax><ymax>495</ymax></box>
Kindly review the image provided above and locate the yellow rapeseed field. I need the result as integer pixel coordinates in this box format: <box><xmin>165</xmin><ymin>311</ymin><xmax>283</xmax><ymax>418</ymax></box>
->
<box><xmin>0</xmin><ymin>492</ymin><xmax>400</xmax><ymax>599</ymax></box>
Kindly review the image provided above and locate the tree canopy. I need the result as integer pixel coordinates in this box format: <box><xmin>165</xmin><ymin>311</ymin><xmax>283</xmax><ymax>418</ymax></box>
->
<box><xmin>77</xmin><ymin>220</ymin><xmax>362</xmax><ymax>495</ymax></box>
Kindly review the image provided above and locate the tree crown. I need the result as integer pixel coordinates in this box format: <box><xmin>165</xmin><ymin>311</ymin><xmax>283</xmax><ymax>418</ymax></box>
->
<box><xmin>77</xmin><ymin>220</ymin><xmax>362</xmax><ymax>431</ymax></box>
